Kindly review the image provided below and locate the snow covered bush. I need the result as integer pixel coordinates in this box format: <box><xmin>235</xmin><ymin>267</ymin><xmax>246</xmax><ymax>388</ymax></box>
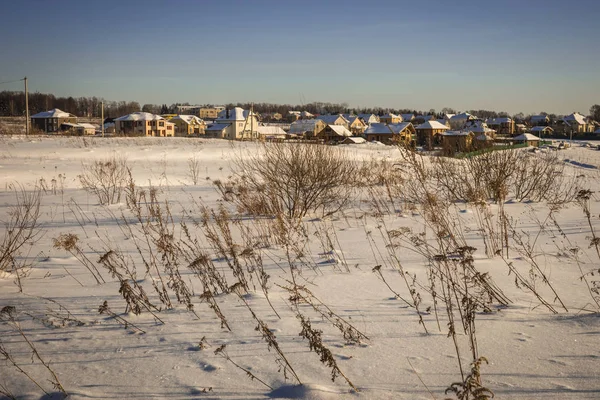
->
<box><xmin>78</xmin><ymin>155</ymin><xmax>129</xmax><ymax>205</ymax></box>
<box><xmin>217</xmin><ymin>143</ymin><xmax>359</xmax><ymax>220</ymax></box>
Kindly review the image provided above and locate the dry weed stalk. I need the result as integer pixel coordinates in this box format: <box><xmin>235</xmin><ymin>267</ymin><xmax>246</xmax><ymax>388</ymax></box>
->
<box><xmin>214</xmin><ymin>344</ymin><xmax>273</xmax><ymax>390</ymax></box>
<box><xmin>98</xmin><ymin>301</ymin><xmax>146</xmax><ymax>333</ymax></box>
<box><xmin>445</xmin><ymin>356</ymin><xmax>494</xmax><ymax>400</ymax></box>
<box><xmin>53</xmin><ymin>233</ymin><xmax>105</xmax><ymax>284</ymax></box>
<box><xmin>0</xmin><ymin>184</ymin><xmax>44</xmax><ymax>292</ymax></box>
<box><xmin>0</xmin><ymin>306</ymin><xmax>67</xmax><ymax>397</ymax></box>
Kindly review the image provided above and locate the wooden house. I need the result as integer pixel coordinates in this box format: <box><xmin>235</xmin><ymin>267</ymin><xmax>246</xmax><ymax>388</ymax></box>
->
<box><xmin>388</xmin><ymin>122</ymin><xmax>416</xmax><ymax>144</ymax></box>
<box><xmin>449</xmin><ymin>113</ymin><xmax>476</xmax><ymax>130</ymax></box>
<box><xmin>317</xmin><ymin>114</ymin><xmax>349</xmax><ymax>129</ymax></box>
<box><xmin>345</xmin><ymin>115</ymin><xmax>367</xmax><ymax>135</ymax></box>
<box><xmin>415</xmin><ymin>120</ymin><xmax>450</xmax><ymax>150</ymax></box>
<box><xmin>215</xmin><ymin>107</ymin><xmax>259</xmax><ymax>140</ymax></box>
<box><xmin>513</xmin><ymin>133</ymin><xmax>540</xmax><ymax>147</ymax></box>
<box><xmin>440</xmin><ymin>131</ymin><xmax>474</xmax><ymax>156</ymax></box>
<box><xmin>530</xmin><ymin>126</ymin><xmax>553</xmax><ymax>138</ymax></box>
<box><xmin>486</xmin><ymin>117</ymin><xmax>514</xmax><ymax>135</ymax></box>
<box><xmin>358</xmin><ymin>114</ymin><xmax>380</xmax><ymax>124</ymax></box>
<box><xmin>380</xmin><ymin>113</ymin><xmax>402</xmax><ymax>124</ymax></box>
<box><xmin>364</xmin><ymin>123</ymin><xmax>393</xmax><ymax>143</ymax></box>
<box><xmin>317</xmin><ymin>124</ymin><xmax>352</xmax><ymax>143</ymax></box>
<box><xmin>288</xmin><ymin>119</ymin><xmax>326</xmax><ymax>138</ymax></box>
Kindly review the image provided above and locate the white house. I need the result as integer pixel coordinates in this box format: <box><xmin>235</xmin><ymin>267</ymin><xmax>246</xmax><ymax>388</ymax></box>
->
<box><xmin>215</xmin><ymin>107</ymin><xmax>259</xmax><ymax>140</ymax></box>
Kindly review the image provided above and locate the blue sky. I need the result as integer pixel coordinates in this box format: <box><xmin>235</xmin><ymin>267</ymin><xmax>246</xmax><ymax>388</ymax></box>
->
<box><xmin>1</xmin><ymin>0</ymin><xmax>598</xmax><ymax>115</ymax></box>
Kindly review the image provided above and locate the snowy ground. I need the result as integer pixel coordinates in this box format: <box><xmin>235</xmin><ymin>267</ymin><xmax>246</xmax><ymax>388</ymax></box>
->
<box><xmin>1</xmin><ymin>136</ymin><xmax>599</xmax><ymax>400</ymax></box>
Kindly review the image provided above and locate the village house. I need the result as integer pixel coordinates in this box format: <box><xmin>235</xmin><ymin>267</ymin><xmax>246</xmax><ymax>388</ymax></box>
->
<box><xmin>449</xmin><ymin>112</ymin><xmax>476</xmax><ymax>130</ymax></box>
<box><xmin>364</xmin><ymin>123</ymin><xmax>392</xmax><ymax>143</ymax></box>
<box><xmin>530</xmin><ymin>114</ymin><xmax>550</xmax><ymax>126</ymax></box>
<box><xmin>59</xmin><ymin>122</ymin><xmax>97</xmax><ymax>135</ymax></box>
<box><xmin>530</xmin><ymin>126</ymin><xmax>554</xmax><ymax>138</ymax></box>
<box><xmin>345</xmin><ymin>115</ymin><xmax>367</xmax><ymax>135</ymax></box>
<box><xmin>341</xmin><ymin>136</ymin><xmax>366</xmax><ymax>144</ymax></box>
<box><xmin>215</xmin><ymin>107</ymin><xmax>259</xmax><ymax>140</ymax></box>
<box><xmin>199</xmin><ymin>106</ymin><xmax>225</xmax><ymax>120</ymax></box>
<box><xmin>515</xmin><ymin>123</ymin><xmax>527</xmax><ymax>133</ymax></box>
<box><xmin>317</xmin><ymin>124</ymin><xmax>352</xmax><ymax>143</ymax></box>
<box><xmin>380</xmin><ymin>113</ymin><xmax>402</xmax><ymax>124</ymax></box>
<box><xmin>170</xmin><ymin>115</ymin><xmax>206</xmax><ymax>136</ymax></box>
<box><xmin>474</xmin><ymin>134</ymin><xmax>495</xmax><ymax>150</ymax></box>
<box><xmin>401</xmin><ymin>113</ymin><xmax>415</xmax><ymax>123</ymax></box>
<box><xmin>176</xmin><ymin>105</ymin><xmax>202</xmax><ymax>115</ymax></box>
<box><xmin>288</xmin><ymin>119</ymin><xmax>326</xmax><ymax>139</ymax></box>
<box><xmin>256</xmin><ymin>125</ymin><xmax>288</xmax><ymax>141</ymax></box>
<box><xmin>388</xmin><ymin>122</ymin><xmax>416</xmax><ymax>144</ymax></box>
<box><xmin>415</xmin><ymin>120</ymin><xmax>450</xmax><ymax>150</ymax></box>
<box><xmin>463</xmin><ymin>120</ymin><xmax>496</xmax><ymax>138</ymax></box>
<box><xmin>358</xmin><ymin>114</ymin><xmax>380</xmax><ymax>124</ymax></box>
<box><xmin>562</xmin><ymin>112</ymin><xmax>592</xmax><ymax>134</ymax></box>
<box><xmin>513</xmin><ymin>133</ymin><xmax>540</xmax><ymax>147</ymax></box>
<box><xmin>30</xmin><ymin>108</ymin><xmax>77</xmax><ymax>133</ymax></box>
<box><xmin>115</xmin><ymin>112</ymin><xmax>174</xmax><ymax>137</ymax></box>
<box><xmin>205</xmin><ymin>123</ymin><xmax>229</xmax><ymax>138</ymax></box>
<box><xmin>440</xmin><ymin>130</ymin><xmax>474</xmax><ymax>156</ymax></box>
<box><xmin>301</xmin><ymin>111</ymin><xmax>314</xmax><ymax>119</ymax></box>
<box><xmin>486</xmin><ymin>117</ymin><xmax>514</xmax><ymax>135</ymax></box>
<box><xmin>316</xmin><ymin>114</ymin><xmax>350</xmax><ymax>129</ymax></box>
<box><xmin>287</xmin><ymin>111</ymin><xmax>301</xmax><ymax>122</ymax></box>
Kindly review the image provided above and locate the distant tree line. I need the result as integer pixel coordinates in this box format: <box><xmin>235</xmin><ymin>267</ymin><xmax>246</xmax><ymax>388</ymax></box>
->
<box><xmin>0</xmin><ymin>91</ymin><xmax>141</xmax><ymax>118</ymax></box>
<box><xmin>1</xmin><ymin>90</ymin><xmax>597</xmax><ymax>122</ymax></box>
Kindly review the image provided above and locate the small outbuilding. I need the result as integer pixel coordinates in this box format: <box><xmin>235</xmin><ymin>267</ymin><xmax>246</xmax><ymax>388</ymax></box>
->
<box><xmin>513</xmin><ymin>133</ymin><xmax>540</xmax><ymax>147</ymax></box>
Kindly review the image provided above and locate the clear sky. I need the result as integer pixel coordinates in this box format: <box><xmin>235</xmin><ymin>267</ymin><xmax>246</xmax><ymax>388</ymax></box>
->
<box><xmin>1</xmin><ymin>0</ymin><xmax>598</xmax><ymax>115</ymax></box>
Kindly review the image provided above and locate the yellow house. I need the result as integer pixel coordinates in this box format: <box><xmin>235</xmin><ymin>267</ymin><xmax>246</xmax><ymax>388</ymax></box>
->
<box><xmin>440</xmin><ymin>131</ymin><xmax>474</xmax><ymax>156</ymax></box>
<box><xmin>379</xmin><ymin>113</ymin><xmax>402</xmax><ymax>124</ymax></box>
<box><xmin>345</xmin><ymin>116</ymin><xmax>367</xmax><ymax>135</ymax></box>
<box><xmin>415</xmin><ymin>120</ymin><xmax>450</xmax><ymax>150</ymax></box>
<box><xmin>199</xmin><ymin>107</ymin><xmax>225</xmax><ymax>119</ymax></box>
<box><xmin>115</xmin><ymin>112</ymin><xmax>174</xmax><ymax>137</ymax></box>
<box><xmin>170</xmin><ymin>115</ymin><xmax>206</xmax><ymax>136</ymax></box>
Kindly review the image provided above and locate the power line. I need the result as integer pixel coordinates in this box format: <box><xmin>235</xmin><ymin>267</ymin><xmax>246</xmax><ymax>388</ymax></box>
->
<box><xmin>0</xmin><ymin>78</ymin><xmax>25</xmax><ymax>86</ymax></box>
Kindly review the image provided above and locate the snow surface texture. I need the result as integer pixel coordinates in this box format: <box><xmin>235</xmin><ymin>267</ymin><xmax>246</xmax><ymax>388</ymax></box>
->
<box><xmin>0</xmin><ymin>136</ymin><xmax>599</xmax><ymax>399</ymax></box>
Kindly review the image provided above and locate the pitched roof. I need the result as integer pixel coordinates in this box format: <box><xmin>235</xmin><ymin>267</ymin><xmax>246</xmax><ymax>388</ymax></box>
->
<box><xmin>400</xmin><ymin>113</ymin><xmax>414</xmax><ymax>121</ymax></box>
<box><xmin>531</xmin><ymin>126</ymin><xmax>553</xmax><ymax>132</ymax></box>
<box><xmin>358</xmin><ymin>114</ymin><xmax>379</xmax><ymax>123</ymax></box>
<box><xmin>450</xmin><ymin>112</ymin><xmax>475</xmax><ymax>121</ymax></box>
<box><xmin>364</xmin><ymin>123</ymin><xmax>392</xmax><ymax>135</ymax></box>
<box><xmin>327</xmin><ymin>124</ymin><xmax>352</xmax><ymax>137</ymax></box>
<box><xmin>381</xmin><ymin>113</ymin><xmax>401</xmax><ymax>120</ymax></box>
<box><xmin>416</xmin><ymin>121</ymin><xmax>450</xmax><ymax>130</ymax></box>
<box><xmin>288</xmin><ymin>119</ymin><xmax>322</xmax><ymax>134</ymax></box>
<box><xmin>388</xmin><ymin>122</ymin><xmax>414</xmax><ymax>134</ymax></box>
<box><xmin>217</xmin><ymin>107</ymin><xmax>255</xmax><ymax>122</ymax></box>
<box><xmin>486</xmin><ymin>117</ymin><xmax>513</xmax><ymax>124</ymax></box>
<box><xmin>317</xmin><ymin>114</ymin><xmax>348</xmax><ymax>125</ymax></box>
<box><xmin>530</xmin><ymin>114</ymin><xmax>549</xmax><ymax>122</ymax></box>
<box><xmin>563</xmin><ymin>112</ymin><xmax>587</xmax><ymax>125</ymax></box>
<box><xmin>301</xmin><ymin>111</ymin><xmax>314</xmax><ymax>117</ymax></box>
<box><xmin>115</xmin><ymin>112</ymin><xmax>163</xmax><ymax>121</ymax></box>
<box><xmin>31</xmin><ymin>108</ymin><xmax>75</xmax><ymax>119</ymax></box>
<box><xmin>464</xmin><ymin>120</ymin><xmax>495</xmax><ymax>134</ymax></box>
<box><xmin>206</xmin><ymin>123</ymin><xmax>231</xmax><ymax>131</ymax></box>
<box><xmin>171</xmin><ymin>115</ymin><xmax>204</xmax><ymax>124</ymax></box>
<box><xmin>342</xmin><ymin>137</ymin><xmax>366</xmax><ymax>144</ymax></box>
<box><xmin>256</xmin><ymin>126</ymin><xmax>287</xmax><ymax>136</ymax></box>
<box><xmin>514</xmin><ymin>133</ymin><xmax>540</xmax><ymax>141</ymax></box>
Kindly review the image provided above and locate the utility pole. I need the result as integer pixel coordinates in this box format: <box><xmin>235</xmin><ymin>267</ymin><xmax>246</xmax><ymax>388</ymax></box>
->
<box><xmin>24</xmin><ymin>77</ymin><xmax>29</xmax><ymax>136</ymax></box>
<box><xmin>101</xmin><ymin>101</ymin><xmax>105</xmax><ymax>137</ymax></box>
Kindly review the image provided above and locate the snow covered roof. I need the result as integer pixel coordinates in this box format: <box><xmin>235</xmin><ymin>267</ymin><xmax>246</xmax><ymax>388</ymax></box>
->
<box><xmin>317</xmin><ymin>114</ymin><xmax>348</xmax><ymax>125</ymax></box>
<box><xmin>78</xmin><ymin>123</ymin><xmax>97</xmax><ymax>129</ymax></box>
<box><xmin>416</xmin><ymin>121</ymin><xmax>450</xmax><ymax>130</ymax></box>
<box><xmin>443</xmin><ymin>113</ymin><xmax>455</xmax><ymax>120</ymax></box>
<box><xmin>289</xmin><ymin>119</ymin><xmax>322</xmax><ymax>134</ymax></box>
<box><xmin>206</xmin><ymin>123</ymin><xmax>231</xmax><ymax>131</ymax></box>
<box><xmin>342</xmin><ymin>137</ymin><xmax>366</xmax><ymax>144</ymax></box>
<box><xmin>327</xmin><ymin>124</ymin><xmax>352</xmax><ymax>137</ymax></box>
<box><xmin>217</xmin><ymin>107</ymin><xmax>255</xmax><ymax>122</ymax></box>
<box><xmin>388</xmin><ymin>122</ymin><xmax>414</xmax><ymax>134</ymax></box>
<box><xmin>358</xmin><ymin>114</ymin><xmax>379</xmax><ymax>123</ymax></box>
<box><xmin>464</xmin><ymin>120</ymin><xmax>495</xmax><ymax>134</ymax></box>
<box><xmin>381</xmin><ymin>113</ymin><xmax>401</xmax><ymax>120</ymax></box>
<box><xmin>364</xmin><ymin>123</ymin><xmax>392</xmax><ymax>135</ymax></box>
<box><xmin>421</xmin><ymin>115</ymin><xmax>434</xmax><ymax>121</ymax></box>
<box><xmin>288</xmin><ymin>111</ymin><xmax>301</xmax><ymax>115</ymax></box>
<box><xmin>31</xmin><ymin>108</ymin><xmax>75</xmax><ymax>119</ymax></box>
<box><xmin>256</xmin><ymin>126</ymin><xmax>287</xmax><ymax>136</ymax></box>
<box><xmin>450</xmin><ymin>112</ymin><xmax>475</xmax><ymax>121</ymax></box>
<box><xmin>531</xmin><ymin>126</ymin><xmax>553</xmax><ymax>132</ymax></box>
<box><xmin>344</xmin><ymin>115</ymin><xmax>362</xmax><ymax>125</ymax></box>
<box><xmin>530</xmin><ymin>114</ymin><xmax>549</xmax><ymax>122</ymax></box>
<box><xmin>514</xmin><ymin>133</ymin><xmax>540</xmax><ymax>141</ymax></box>
<box><xmin>301</xmin><ymin>111</ymin><xmax>314</xmax><ymax>117</ymax></box>
<box><xmin>115</xmin><ymin>112</ymin><xmax>163</xmax><ymax>121</ymax></box>
<box><xmin>563</xmin><ymin>112</ymin><xmax>587</xmax><ymax>125</ymax></box>
<box><xmin>171</xmin><ymin>115</ymin><xmax>204</xmax><ymax>125</ymax></box>
<box><xmin>400</xmin><ymin>114</ymin><xmax>413</xmax><ymax>121</ymax></box>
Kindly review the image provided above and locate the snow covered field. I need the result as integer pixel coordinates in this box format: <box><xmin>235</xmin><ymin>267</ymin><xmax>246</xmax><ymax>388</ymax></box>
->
<box><xmin>1</xmin><ymin>136</ymin><xmax>599</xmax><ymax>400</ymax></box>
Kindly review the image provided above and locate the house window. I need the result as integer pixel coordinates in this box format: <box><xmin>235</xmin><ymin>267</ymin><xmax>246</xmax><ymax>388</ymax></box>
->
<box><xmin>167</xmin><ymin>125</ymin><xmax>172</xmax><ymax>130</ymax></box>
<box><xmin>159</xmin><ymin>122</ymin><xmax>164</xmax><ymax>127</ymax></box>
